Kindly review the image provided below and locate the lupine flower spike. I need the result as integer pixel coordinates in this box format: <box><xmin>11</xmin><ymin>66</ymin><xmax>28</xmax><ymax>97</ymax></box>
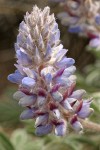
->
<box><xmin>54</xmin><ymin>0</ymin><xmax>100</xmax><ymax>52</ymax></box>
<box><xmin>8</xmin><ymin>6</ymin><xmax>93</xmax><ymax>136</ymax></box>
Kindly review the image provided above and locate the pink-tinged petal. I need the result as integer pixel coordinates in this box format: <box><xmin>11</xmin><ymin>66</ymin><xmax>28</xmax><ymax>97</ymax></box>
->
<box><xmin>20</xmin><ymin>108</ymin><xmax>36</xmax><ymax>120</ymax></box>
<box><xmin>73</xmin><ymin>100</ymin><xmax>83</xmax><ymax>113</ymax></box>
<box><xmin>51</xmin><ymin>91</ymin><xmax>63</xmax><ymax>102</ymax></box>
<box><xmin>35</xmin><ymin>124</ymin><xmax>53</xmax><ymax>136</ymax></box>
<box><xmin>70</xmin><ymin>90</ymin><xmax>86</xmax><ymax>100</ymax></box>
<box><xmin>53</xmin><ymin>67</ymin><xmax>66</xmax><ymax>78</ymax></box>
<box><xmin>55</xmin><ymin>121</ymin><xmax>66</xmax><ymax>136</ymax></box>
<box><xmin>61</xmin><ymin>99</ymin><xmax>73</xmax><ymax>112</ymax></box>
<box><xmin>51</xmin><ymin>84</ymin><xmax>61</xmax><ymax>93</ymax></box>
<box><xmin>19</xmin><ymin>87</ymin><xmax>31</xmax><ymax>95</ymax></box>
<box><xmin>35</xmin><ymin>113</ymin><xmax>49</xmax><ymax>127</ymax></box>
<box><xmin>70</xmin><ymin>115</ymin><xmax>83</xmax><ymax>132</ymax></box>
<box><xmin>63</xmin><ymin>82</ymin><xmax>76</xmax><ymax>100</ymax></box>
<box><xmin>68</xmin><ymin>82</ymin><xmax>76</xmax><ymax>96</ymax></box>
<box><xmin>13</xmin><ymin>91</ymin><xmax>26</xmax><ymax>100</ymax></box>
<box><xmin>49</xmin><ymin>102</ymin><xmax>58</xmax><ymax>110</ymax></box>
<box><xmin>77</xmin><ymin>99</ymin><xmax>94</xmax><ymax>119</ymax></box>
<box><xmin>19</xmin><ymin>95</ymin><xmax>37</xmax><ymax>107</ymax></box>
<box><xmin>87</xmin><ymin>32</ymin><xmax>98</xmax><ymax>39</ymax></box>
<box><xmin>38</xmin><ymin>89</ymin><xmax>46</xmax><ymax>97</ymax></box>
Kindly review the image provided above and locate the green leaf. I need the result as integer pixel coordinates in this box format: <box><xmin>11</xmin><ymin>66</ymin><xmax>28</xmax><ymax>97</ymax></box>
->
<box><xmin>11</xmin><ymin>129</ymin><xmax>44</xmax><ymax>150</ymax></box>
<box><xmin>0</xmin><ymin>86</ymin><xmax>23</xmax><ymax>128</ymax></box>
<box><xmin>0</xmin><ymin>132</ymin><xmax>15</xmax><ymax>150</ymax></box>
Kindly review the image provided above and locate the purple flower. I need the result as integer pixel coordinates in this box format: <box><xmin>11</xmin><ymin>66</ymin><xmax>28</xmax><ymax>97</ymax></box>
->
<box><xmin>68</xmin><ymin>26</ymin><xmax>82</xmax><ymax>33</ymax></box>
<box><xmin>95</xmin><ymin>15</ymin><xmax>100</xmax><ymax>25</ymax></box>
<box><xmin>88</xmin><ymin>37</ymin><xmax>100</xmax><ymax>51</ymax></box>
<box><xmin>8</xmin><ymin>6</ymin><xmax>93</xmax><ymax>136</ymax></box>
<box><xmin>56</xmin><ymin>0</ymin><xmax>100</xmax><ymax>38</ymax></box>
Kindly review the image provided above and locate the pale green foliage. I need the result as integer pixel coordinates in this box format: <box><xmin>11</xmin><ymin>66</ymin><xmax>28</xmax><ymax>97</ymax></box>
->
<box><xmin>0</xmin><ymin>130</ymin><xmax>100</xmax><ymax>150</ymax></box>
<box><xmin>0</xmin><ymin>87</ymin><xmax>22</xmax><ymax>128</ymax></box>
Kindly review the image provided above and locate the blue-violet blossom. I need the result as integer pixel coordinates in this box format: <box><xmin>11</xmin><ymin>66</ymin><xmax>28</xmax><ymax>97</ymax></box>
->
<box><xmin>55</xmin><ymin>0</ymin><xmax>100</xmax><ymax>51</ymax></box>
<box><xmin>8</xmin><ymin>6</ymin><xmax>93</xmax><ymax>136</ymax></box>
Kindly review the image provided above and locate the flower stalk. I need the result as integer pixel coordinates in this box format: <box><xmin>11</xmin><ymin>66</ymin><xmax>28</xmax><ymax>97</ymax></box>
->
<box><xmin>79</xmin><ymin>119</ymin><xmax>100</xmax><ymax>132</ymax></box>
<box><xmin>8</xmin><ymin>5</ymin><xmax>94</xmax><ymax>136</ymax></box>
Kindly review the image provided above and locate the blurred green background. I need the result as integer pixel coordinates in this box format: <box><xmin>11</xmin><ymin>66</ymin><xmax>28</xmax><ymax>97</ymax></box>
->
<box><xmin>0</xmin><ymin>0</ymin><xmax>100</xmax><ymax>150</ymax></box>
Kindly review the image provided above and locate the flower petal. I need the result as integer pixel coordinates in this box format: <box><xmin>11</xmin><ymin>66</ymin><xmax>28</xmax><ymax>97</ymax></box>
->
<box><xmin>37</xmin><ymin>96</ymin><xmax>46</xmax><ymax>106</ymax></box>
<box><xmin>55</xmin><ymin>49</ymin><xmax>67</xmax><ymax>62</ymax></box>
<box><xmin>55</xmin><ymin>77</ymin><xmax>72</xmax><ymax>87</ymax></box>
<box><xmin>51</xmin><ymin>91</ymin><xmax>63</xmax><ymax>102</ymax></box>
<box><xmin>35</xmin><ymin>113</ymin><xmax>49</xmax><ymax>127</ymax></box>
<box><xmin>55</xmin><ymin>121</ymin><xmax>66</xmax><ymax>136</ymax></box>
<box><xmin>35</xmin><ymin>124</ymin><xmax>53</xmax><ymax>136</ymax></box>
<box><xmin>52</xmin><ymin>109</ymin><xmax>61</xmax><ymax>119</ymax></box>
<box><xmin>70</xmin><ymin>90</ymin><xmax>86</xmax><ymax>99</ymax></box>
<box><xmin>23</xmin><ymin>68</ymin><xmax>37</xmax><ymax>79</ymax></box>
<box><xmin>7</xmin><ymin>70</ymin><xmax>24</xmax><ymax>84</ymax></box>
<box><xmin>89</xmin><ymin>38</ymin><xmax>100</xmax><ymax>48</ymax></box>
<box><xmin>19</xmin><ymin>95</ymin><xmax>37</xmax><ymax>107</ymax></box>
<box><xmin>20</xmin><ymin>109</ymin><xmax>36</xmax><ymax>120</ymax></box>
<box><xmin>13</xmin><ymin>91</ymin><xmax>26</xmax><ymax>100</ymax></box>
<box><xmin>63</xmin><ymin>66</ymin><xmax>76</xmax><ymax>77</ymax></box>
<box><xmin>22</xmin><ymin>77</ymin><xmax>36</xmax><ymax>88</ymax></box>
<box><xmin>45</xmin><ymin>73</ymin><xmax>52</xmax><ymax>84</ymax></box>
<box><xmin>61</xmin><ymin>99</ymin><xmax>73</xmax><ymax>112</ymax></box>
<box><xmin>77</xmin><ymin>100</ymin><xmax>94</xmax><ymax>119</ymax></box>
<box><xmin>70</xmin><ymin>115</ymin><xmax>83</xmax><ymax>132</ymax></box>
<box><xmin>56</xmin><ymin>57</ymin><xmax>75</xmax><ymax>68</ymax></box>
<box><xmin>44</xmin><ymin>44</ymin><xmax>52</xmax><ymax>60</ymax></box>
<box><xmin>16</xmin><ymin>49</ymin><xmax>32</xmax><ymax>66</ymax></box>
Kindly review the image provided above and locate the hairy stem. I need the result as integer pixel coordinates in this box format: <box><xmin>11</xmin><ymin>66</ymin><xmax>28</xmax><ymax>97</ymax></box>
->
<box><xmin>79</xmin><ymin>118</ymin><xmax>100</xmax><ymax>132</ymax></box>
